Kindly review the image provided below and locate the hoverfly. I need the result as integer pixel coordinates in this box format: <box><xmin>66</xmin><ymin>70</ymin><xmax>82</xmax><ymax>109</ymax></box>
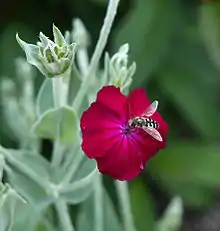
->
<box><xmin>128</xmin><ymin>100</ymin><xmax>163</xmax><ymax>142</ymax></box>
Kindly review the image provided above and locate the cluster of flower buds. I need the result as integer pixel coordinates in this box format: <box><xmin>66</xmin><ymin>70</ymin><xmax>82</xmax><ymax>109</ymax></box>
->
<box><xmin>105</xmin><ymin>44</ymin><xmax>136</xmax><ymax>93</ymax></box>
<box><xmin>16</xmin><ymin>25</ymin><xmax>77</xmax><ymax>78</ymax></box>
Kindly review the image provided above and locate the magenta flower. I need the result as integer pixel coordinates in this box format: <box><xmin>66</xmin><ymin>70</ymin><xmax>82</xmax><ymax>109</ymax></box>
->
<box><xmin>80</xmin><ymin>86</ymin><xmax>168</xmax><ymax>181</ymax></box>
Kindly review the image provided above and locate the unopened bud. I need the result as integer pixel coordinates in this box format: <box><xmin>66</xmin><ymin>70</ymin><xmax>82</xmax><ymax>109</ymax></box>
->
<box><xmin>16</xmin><ymin>24</ymin><xmax>77</xmax><ymax>78</ymax></box>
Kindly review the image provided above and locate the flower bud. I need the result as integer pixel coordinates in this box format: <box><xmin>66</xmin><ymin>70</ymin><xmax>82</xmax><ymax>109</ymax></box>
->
<box><xmin>16</xmin><ymin>24</ymin><xmax>77</xmax><ymax>78</ymax></box>
<box><xmin>105</xmin><ymin>44</ymin><xmax>136</xmax><ymax>93</ymax></box>
<box><xmin>72</xmin><ymin>18</ymin><xmax>90</xmax><ymax>48</ymax></box>
<box><xmin>1</xmin><ymin>78</ymin><xmax>16</xmax><ymax>99</ymax></box>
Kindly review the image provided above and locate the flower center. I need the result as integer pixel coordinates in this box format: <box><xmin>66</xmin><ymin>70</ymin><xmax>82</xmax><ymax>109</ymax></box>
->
<box><xmin>122</xmin><ymin>123</ymin><xmax>134</xmax><ymax>135</ymax></box>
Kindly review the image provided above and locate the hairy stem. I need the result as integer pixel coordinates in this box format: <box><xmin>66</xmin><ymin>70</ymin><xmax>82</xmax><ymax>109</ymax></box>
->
<box><xmin>51</xmin><ymin>139</ymin><xmax>63</xmax><ymax>168</ymax></box>
<box><xmin>59</xmin><ymin>167</ymin><xmax>98</xmax><ymax>194</ymax></box>
<box><xmin>52</xmin><ymin>77</ymin><xmax>68</xmax><ymax>109</ymax></box>
<box><xmin>51</xmin><ymin>76</ymin><xmax>69</xmax><ymax>167</ymax></box>
<box><xmin>51</xmin><ymin>75</ymin><xmax>75</xmax><ymax>231</ymax></box>
<box><xmin>115</xmin><ymin>181</ymin><xmax>137</xmax><ymax>231</ymax></box>
<box><xmin>61</xmin><ymin>150</ymin><xmax>84</xmax><ymax>184</ymax></box>
<box><xmin>55</xmin><ymin>200</ymin><xmax>75</xmax><ymax>231</ymax></box>
<box><xmin>72</xmin><ymin>0</ymin><xmax>120</xmax><ymax>111</ymax></box>
<box><xmin>94</xmin><ymin>173</ymin><xmax>104</xmax><ymax>231</ymax></box>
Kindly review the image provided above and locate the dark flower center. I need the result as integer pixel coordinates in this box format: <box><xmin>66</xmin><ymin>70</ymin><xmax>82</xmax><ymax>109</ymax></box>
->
<box><xmin>122</xmin><ymin>123</ymin><xmax>134</xmax><ymax>135</ymax></box>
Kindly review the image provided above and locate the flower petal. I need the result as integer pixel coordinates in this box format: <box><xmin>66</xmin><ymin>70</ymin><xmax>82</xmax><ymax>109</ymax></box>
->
<box><xmin>81</xmin><ymin>129</ymin><xmax>120</xmax><ymax>158</ymax></box>
<box><xmin>96</xmin><ymin>86</ymin><xmax>128</xmax><ymax>122</ymax></box>
<box><xmin>81</xmin><ymin>102</ymin><xmax>120</xmax><ymax>131</ymax></box>
<box><xmin>81</xmin><ymin>102</ymin><xmax>122</xmax><ymax>158</ymax></box>
<box><xmin>128</xmin><ymin>88</ymin><xmax>151</xmax><ymax>117</ymax></box>
<box><xmin>96</xmin><ymin>134</ymin><xmax>148</xmax><ymax>181</ymax></box>
<box><xmin>131</xmin><ymin>129</ymin><xmax>161</xmax><ymax>160</ymax></box>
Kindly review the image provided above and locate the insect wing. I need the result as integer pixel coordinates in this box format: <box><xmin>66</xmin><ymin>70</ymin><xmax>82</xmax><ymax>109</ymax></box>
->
<box><xmin>142</xmin><ymin>126</ymin><xmax>163</xmax><ymax>142</ymax></box>
<box><xmin>141</xmin><ymin>100</ymin><xmax>158</xmax><ymax>117</ymax></box>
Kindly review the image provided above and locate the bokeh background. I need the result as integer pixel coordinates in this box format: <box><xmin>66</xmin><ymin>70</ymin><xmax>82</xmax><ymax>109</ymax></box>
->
<box><xmin>1</xmin><ymin>0</ymin><xmax>220</xmax><ymax>230</ymax></box>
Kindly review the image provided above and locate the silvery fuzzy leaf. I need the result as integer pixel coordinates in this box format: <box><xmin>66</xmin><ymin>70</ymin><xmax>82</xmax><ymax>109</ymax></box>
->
<box><xmin>59</xmin><ymin>158</ymin><xmax>97</xmax><ymax>204</ymax></box>
<box><xmin>118</xmin><ymin>43</ymin><xmax>129</xmax><ymax>54</ymax></box>
<box><xmin>16</xmin><ymin>34</ymin><xmax>48</xmax><ymax>77</ymax></box>
<box><xmin>11</xmin><ymin>202</ymin><xmax>54</xmax><ymax>231</ymax></box>
<box><xmin>53</xmin><ymin>24</ymin><xmax>67</xmax><ymax>47</ymax></box>
<box><xmin>4</xmin><ymin>150</ymin><xmax>54</xmax><ymax>208</ymax></box>
<box><xmin>31</xmin><ymin>106</ymin><xmax>79</xmax><ymax>143</ymax></box>
<box><xmin>36</xmin><ymin>78</ymin><xmax>54</xmax><ymax>118</ymax></box>
<box><xmin>0</xmin><ymin>183</ymin><xmax>26</xmax><ymax>231</ymax></box>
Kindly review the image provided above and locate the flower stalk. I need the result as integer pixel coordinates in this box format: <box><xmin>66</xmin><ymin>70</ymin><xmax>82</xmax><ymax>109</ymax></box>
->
<box><xmin>52</xmin><ymin>77</ymin><xmax>69</xmax><ymax>109</ymax></box>
<box><xmin>47</xmin><ymin>29</ymin><xmax>76</xmax><ymax>231</ymax></box>
<box><xmin>72</xmin><ymin>0</ymin><xmax>120</xmax><ymax>111</ymax></box>
<box><xmin>51</xmin><ymin>74</ymin><xmax>70</xmax><ymax>167</ymax></box>
<box><xmin>61</xmin><ymin>149</ymin><xmax>85</xmax><ymax>185</ymax></box>
<box><xmin>55</xmin><ymin>199</ymin><xmax>75</xmax><ymax>231</ymax></box>
<box><xmin>115</xmin><ymin>181</ymin><xmax>137</xmax><ymax>231</ymax></box>
<box><xmin>94</xmin><ymin>173</ymin><xmax>104</xmax><ymax>231</ymax></box>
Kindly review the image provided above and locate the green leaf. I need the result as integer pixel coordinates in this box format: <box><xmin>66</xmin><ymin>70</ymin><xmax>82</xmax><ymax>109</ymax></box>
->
<box><xmin>6</xmin><ymin>150</ymin><xmax>53</xmax><ymax>207</ymax></box>
<box><xmin>114</xmin><ymin>0</ymin><xmax>179</xmax><ymax>87</ymax></box>
<box><xmin>160</xmin><ymin>179</ymin><xmax>213</xmax><ymax>208</ymax></box>
<box><xmin>32</xmin><ymin>106</ymin><xmax>79</xmax><ymax>143</ymax></box>
<box><xmin>77</xmin><ymin>189</ymin><xmax>122</xmax><ymax>231</ymax></box>
<box><xmin>60</xmin><ymin>159</ymin><xmax>97</xmax><ymax>204</ymax></box>
<box><xmin>36</xmin><ymin>79</ymin><xmax>54</xmax><ymax>117</ymax></box>
<box><xmin>156</xmin><ymin>58</ymin><xmax>220</xmax><ymax>140</ymax></box>
<box><xmin>0</xmin><ymin>183</ymin><xmax>26</xmax><ymax>231</ymax></box>
<box><xmin>149</xmin><ymin>141</ymin><xmax>220</xmax><ymax>187</ymax></box>
<box><xmin>130</xmin><ymin>179</ymin><xmax>156</xmax><ymax>231</ymax></box>
<box><xmin>199</xmin><ymin>2</ymin><xmax>220</xmax><ymax>72</ymax></box>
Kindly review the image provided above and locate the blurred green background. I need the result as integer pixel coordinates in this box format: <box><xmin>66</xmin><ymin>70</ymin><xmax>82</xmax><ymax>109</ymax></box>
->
<box><xmin>1</xmin><ymin>0</ymin><xmax>220</xmax><ymax>230</ymax></box>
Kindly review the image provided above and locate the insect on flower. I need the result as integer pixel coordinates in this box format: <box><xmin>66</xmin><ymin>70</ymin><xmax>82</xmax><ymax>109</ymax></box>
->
<box><xmin>80</xmin><ymin>86</ymin><xmax>168</xmax><ymax>181</ymax></box>
<box><xmin>128</xmin><ymin>100</ymin><xmax>163</xmax><ymax>142</ymax></box>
